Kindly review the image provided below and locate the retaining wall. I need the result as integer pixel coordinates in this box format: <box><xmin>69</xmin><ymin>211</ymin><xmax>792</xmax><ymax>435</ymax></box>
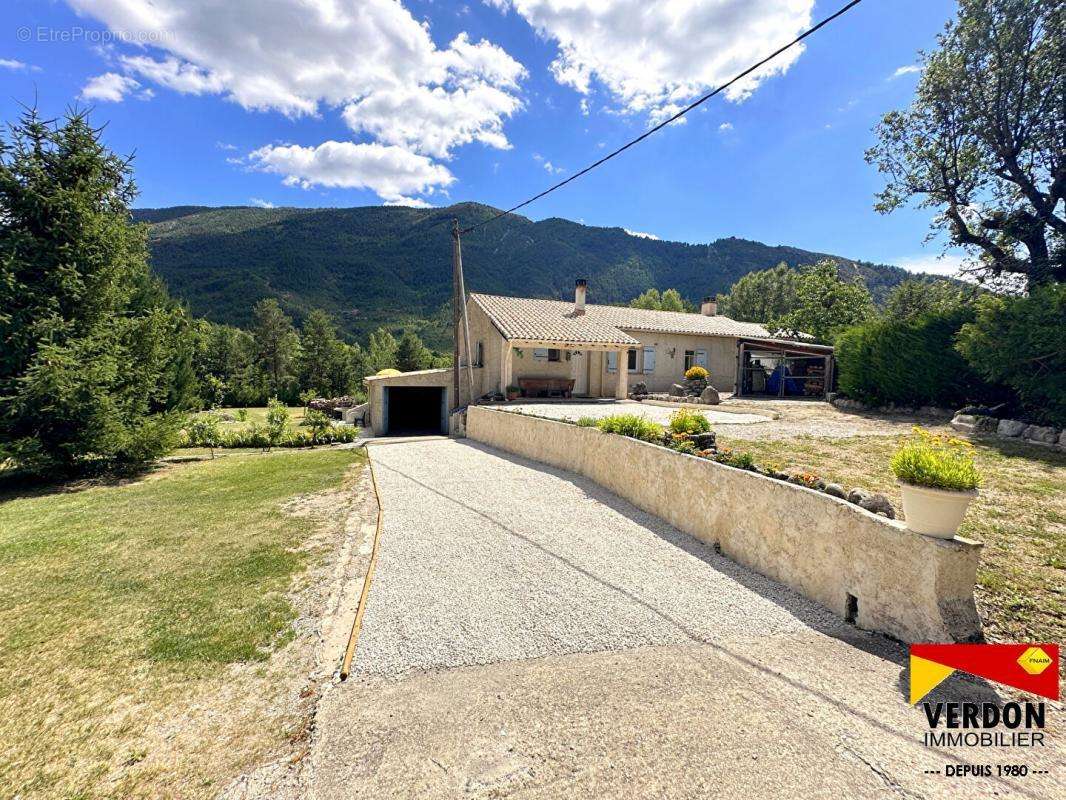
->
<box><xmin>466</xmin><ymin>406</ymin><xmax>983</xmax><ymax>643</ymax></box>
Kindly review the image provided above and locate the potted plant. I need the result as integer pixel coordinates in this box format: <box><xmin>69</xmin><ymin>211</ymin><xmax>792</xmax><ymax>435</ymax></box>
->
<box><xmin>506</xmin><ymin>385</ymin><xmax>522</xmax><ymax>401</ymax></box>
<box><xmin>890</xmin><ymin>427</ymin><xmax>980</xmax><ymax>538</ymax></box>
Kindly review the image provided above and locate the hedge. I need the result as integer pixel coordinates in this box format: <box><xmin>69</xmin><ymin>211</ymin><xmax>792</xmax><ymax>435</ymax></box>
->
<box><xmin>835</xmin><ymin>309</ymin><xmax>999</xmax><ymax>409</ymax></box>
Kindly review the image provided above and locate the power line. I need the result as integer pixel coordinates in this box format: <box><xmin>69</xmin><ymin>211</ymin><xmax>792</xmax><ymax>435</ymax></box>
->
<box><xmin>461</xmin><ymin>0</ymin><xmax>865</xmax><ymax>236</ymax></box>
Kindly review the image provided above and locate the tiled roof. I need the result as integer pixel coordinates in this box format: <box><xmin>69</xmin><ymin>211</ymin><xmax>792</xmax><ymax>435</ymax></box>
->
<box><xmin>470</xmin><ymin>293</ymin><xmax>771</xmax><ymax>345</ymax></box>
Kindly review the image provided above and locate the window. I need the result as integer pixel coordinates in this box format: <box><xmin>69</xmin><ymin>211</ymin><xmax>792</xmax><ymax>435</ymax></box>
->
<box><xmin>533</xmin><ymin>348</ymin><xmax>548</xmax><ymax>361</ymax></box>
<box><xmin>475</xmin><ymin>341</ymin><xmax>484</xmax><ymax>367</ymax></box>
<box><xmin>627</xmin><ymin>349</ymin><xmax>638</xmax><ymax>372</ymax></box>
<box><xmin>548</xmin><ymin>348</ymin><xmax>561</xmax><ymax>362</ymax></box>
<box><xmin>606</xmin><ymin>351</ymin><xmax>617</xmax><ymax>372</ymax></box>
<box><xmin>684</xmin><ymin>349</ymin><xmax>708</xmax><ymax>371</ymax></box>
<box><xmin>642</xmin><ymin>347</ymin><xmax>656</xmax><ymax>373</ymax></box>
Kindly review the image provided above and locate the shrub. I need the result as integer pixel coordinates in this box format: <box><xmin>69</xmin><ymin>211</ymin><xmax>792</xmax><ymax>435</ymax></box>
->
<box><xmin>302</xmin><ymin>408</ymin><xmax>333</xmax><ymax>442</ymax></box>
<box><xmin>575</xmin><ymin>416</ymin><xmax>598</xmax><ymax>427</ymax></box>
<box><xmin>186</xmin><ymin>413</ymin><xmax>223</xmax><ymax>457</ymax></box>
<box><xmin>668</xmin><ymin>408</ymin><xmax>711</xmax><ymax>434</ymax></box>
<box><xmin>594</xmin><ymin>414</ymin><xmax>663</xmax><ymax>442</ymax></box>
<box><xmin>955</xmin><ymin>285</ymin><xmax>1066</xmax><ymax>425</ymax></box>
<box><xmin>235</xmin><ymin>408</ymin><xmax>249</xmax><ymax>422</ymax></box>
<box><xmin>684</xmin><ymin>365</ymin><xmax>709</xmax><ymax>381</ymax></box>
<box><xmin>890</xmin><ymin>427</ymin><xmax>980</xmax><ymax>491</ymax></box>
<box><xmin>835</xmin><ymin>307</ymin><xmax>999</xmax><ymax>408</ymax></box>
<box><xmin>265</xmin><ymin>398</ymin><xmax>289</xmax><ymax>449</ymax></box>
<box><xmin>712</xmin><ymin>447</ymin><xmax>756</xmax><ymax>471</ymax></box>
<box><xmin>669</xmin><ymin>440</ymin><xmax>698</xmax><ymax>455</ymax></box>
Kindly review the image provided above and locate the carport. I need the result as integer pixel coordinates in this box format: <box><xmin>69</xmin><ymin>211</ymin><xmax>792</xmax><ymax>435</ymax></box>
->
<box><xmin>363</xmin><ymin>368</ymin><xmax>456</xmax><ymax>436</ymax></box>
<box><xmin>734</xmin><ymin>337</ymin><xmax>835</xmax><ymax>399</ymax></box>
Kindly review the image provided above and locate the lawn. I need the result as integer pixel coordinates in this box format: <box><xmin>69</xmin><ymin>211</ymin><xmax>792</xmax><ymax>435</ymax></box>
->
<box><xmin>212</xmin><ymin>405</ymin><xmax>307</xmax><ymax>430</ymax></box>
<box><xmin>717</xmin><ymin>431</ymin><xmax>1066</xmax><ymax>645</ymax></box>
<box><xmin>0</xmin><ymin>447</ymin><xmax>366</xmax><ymax>800</ymax></box>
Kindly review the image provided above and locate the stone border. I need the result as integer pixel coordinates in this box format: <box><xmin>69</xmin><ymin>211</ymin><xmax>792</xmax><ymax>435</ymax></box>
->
<box><xmin>466</xmin><ymin>406</ymin><xmax>983</xmax><ymax>644</ymax></box>
<box><xmin>951</xmin><ymin>413</ymin><xmax>1066</xmax><ymax>449</ymax></box>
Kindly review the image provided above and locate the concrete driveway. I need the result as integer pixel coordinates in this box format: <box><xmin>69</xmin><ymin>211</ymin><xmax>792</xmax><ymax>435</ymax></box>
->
<box><xmin>308</xmin><ymin>439</ymin><xmax>1062</xmax><ymax>799</ymax></box>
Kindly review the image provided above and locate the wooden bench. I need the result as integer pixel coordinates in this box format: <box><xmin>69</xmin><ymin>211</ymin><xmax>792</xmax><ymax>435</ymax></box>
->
<box><xmin>518</xmin><ymin>377</ymin><xmax>575</xmax><ymax>398</ymax></box>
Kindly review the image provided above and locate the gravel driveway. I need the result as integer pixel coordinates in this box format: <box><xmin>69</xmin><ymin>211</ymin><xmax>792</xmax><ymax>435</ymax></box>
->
<box><xmin>307</xmin><ymin>438</ymin><xmax>1062</xmax><ymax>799</ymax></box>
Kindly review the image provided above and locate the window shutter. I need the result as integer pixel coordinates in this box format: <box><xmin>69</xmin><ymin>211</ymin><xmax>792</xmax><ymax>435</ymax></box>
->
<box><xmin>696</xmin><ymin>349</ymin><xmax>708</xmax><ymax>368</ymax></box>
<box><xmin>642</xmin><ymin>347</ymin><xmax>656</xmax><ymax>373</ymax></box>
<box><xmin>606</xmin><ymin>351</ymin><xmax>617</xmax><ymax>372</ymax></box>
<box><xmin>533</xmin><ymin>348</ymin><xmax>548</xmax><ymax>361</ymax></box>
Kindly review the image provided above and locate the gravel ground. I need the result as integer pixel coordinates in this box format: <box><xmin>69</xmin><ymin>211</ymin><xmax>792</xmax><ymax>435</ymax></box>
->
<box><xmin>715</xmin><ymin>399</ymin><xmax>955</xmax><ymax>440</ymax></box>
<box><xmin>503</xmin><ymin>400</ymin><xmax>770</xmax><ymax>427</ymax></box>
<box><xmin>355</xmin><ymin>438</ymin><xmax>848</xmax><ymax>677</ymax></box>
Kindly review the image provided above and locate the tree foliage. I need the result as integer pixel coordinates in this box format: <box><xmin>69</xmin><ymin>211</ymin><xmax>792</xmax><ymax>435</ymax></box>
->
<box><xmin>0</xmin><ymin>109</ymin><xmax>187</xmax><ymax>476</ymax></box>
<box><xmin>777</xmin><ymin>261</ymin><xmax>875</xmax><ymax>343</ymax></box>
<box><xmin>717</xmin><ymin>263</ymin><xmax>799</xmax><ymax>323</ymax></box>
<box><xmin>297</xmin><ymin>309</ymin><xmax>352</xmax><ymax>396</ymax></box>
<box><xmin>956</xmin><ymin>284</ymin><xmax>1066</xmax><ymax>424</ymax></box>
<box><xmin>252</xmin><ymin>298</ymin><xmax>299</xmax><ymax>398</ymax></box>
<box><xmin>396</xmin><ymin>329</ymin><xmax>432</xmax><ymax>372</ymax></box>
<box><xmin>883</xmin><ymin>279</ymin><xmax>972</xmax><ymax>321</ymax></box>
<box><xmin>628</xmin><ymin>287</ymin><xmax>691</xmax><ymax>312</ymax></box>
<box><xmin>867</xmin><ymin>0</ymin><xmax>1065</xmax><ymax>287</ymax></box>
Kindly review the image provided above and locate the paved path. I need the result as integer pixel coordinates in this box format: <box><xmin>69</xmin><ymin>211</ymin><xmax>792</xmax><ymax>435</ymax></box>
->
<box><xmin>309</xmin><ymin>439</ymin><xmax>1062</xmax><ymax>799</ymax></box>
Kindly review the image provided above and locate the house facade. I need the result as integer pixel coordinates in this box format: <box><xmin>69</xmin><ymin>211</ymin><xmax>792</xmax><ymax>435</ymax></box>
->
<box><xmin>363</xmin><ymin>280</ymin><xmax>833</xmax><ymax>435</ymax></box>
<box><xmin>464</xmin><ymin>282</ymin><xmax>775</xmax><ymax>401</ymax></box>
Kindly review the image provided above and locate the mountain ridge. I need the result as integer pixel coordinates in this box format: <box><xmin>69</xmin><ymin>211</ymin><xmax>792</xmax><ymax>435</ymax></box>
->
<box><xmin>133</xmin><ymin>201</ymin><xmax>921</xmax><ymax>349</ymax></box>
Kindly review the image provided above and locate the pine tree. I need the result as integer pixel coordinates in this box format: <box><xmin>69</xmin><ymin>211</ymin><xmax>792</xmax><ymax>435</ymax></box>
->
<box><xmin>251</xmin><ymin>298</ymin><xmax>299</xmax><ymax>399</ymax></box>
<box><xmin>395</xmin><ymin>329</ymin><xmax>432</xmax><ymax>372</ymax></box>
<box><xmin>297</xmin><ymin>309</ymin><xmax>352</xmax><ymax>396</ymax></box>
<box><xmin>365</xmin><ymin>328</ymin><xmax>398</xmax><ymax>373</ymax></box>
<box><xmin>0</xmin><ymin>109</ymin><xmax>187</xmax><ymax>476</ymax></box>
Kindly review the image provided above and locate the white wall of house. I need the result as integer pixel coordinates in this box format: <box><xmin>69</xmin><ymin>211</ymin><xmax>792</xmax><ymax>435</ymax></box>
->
<box><xmin>597</xmin><ymin>331</ymin><xmax>738</xmax><ymax>393</ymax></box>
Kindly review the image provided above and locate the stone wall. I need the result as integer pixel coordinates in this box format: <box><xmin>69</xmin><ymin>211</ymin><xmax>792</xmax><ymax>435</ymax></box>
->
<box><xmin>466</xmin><ymin>406</ymin><xmax>983</xmax><ymax>643</ymax></box>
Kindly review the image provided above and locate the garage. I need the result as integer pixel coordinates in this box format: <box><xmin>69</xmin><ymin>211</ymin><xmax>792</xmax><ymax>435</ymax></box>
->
<box><xmin>384</xmin><ymin>386</ymin><xmax>447</xmax><ymax>435</ymax></box>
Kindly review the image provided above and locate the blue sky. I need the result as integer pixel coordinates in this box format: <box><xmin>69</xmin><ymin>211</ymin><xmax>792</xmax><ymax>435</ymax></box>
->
<box><xmin>1</xmin><ymin>1</ymin><xmax>964</xmax><ymax>274</ymax></box>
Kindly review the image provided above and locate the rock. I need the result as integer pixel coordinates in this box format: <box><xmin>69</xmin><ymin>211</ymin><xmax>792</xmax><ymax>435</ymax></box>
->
<box><xmin>997</xmin><ymin>419</ymin><xmax>1026</xmax><ymax>437</ymax></box>
<box><xmin>951</xmin><ymin>414</ymin><xmax>977</xmax><ymax>432</ymax></box>
<box><xmin>669</xmin><ymin>383</ymin><xmax>686</xmax><ymax>397</ymax></box>
<box><xmin>1024</xmin><ymin>425</ymin><xmax>1059</xmax><ymax>444</ymax></box>
<box><xmin>973</xmin><ymin>415</ymin><xmax>999</xmax><ymax>432</ymax></box>
<box><xmin>857</xmin><ymin>492</ymin><xmax>895</xmax><ymax>519</ymax></box>
<box><xmin>824</xmin><ymin>483</ymin><xmax>847</xmax><ymax>499</ymax></box>
<box><xmin>699</xmin><ymin>386</ymin><xmax>721</xmax><ymax>405</ymax></box>
<box><xmin>1060</xmin><ymin>430</ymin><xmax>1066</xmax><ymax>448</ymax></box>
<box><xmin>631</xmin><ymin>381</ymin><xmax>648</xmax><ymax>396</ymax></box>
<box><xmin>693</xmin><ymin>432</ymin><xmax>717</xmax><ymax>450</ymax></box>
<box><xmin>847</xmin><ymin>487</ymin><xmax>873</xmax><ymax>505</ymax></box>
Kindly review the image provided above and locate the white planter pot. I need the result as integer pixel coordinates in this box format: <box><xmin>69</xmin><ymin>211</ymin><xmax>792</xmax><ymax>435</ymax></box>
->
<box><xmin>899</xmin><ymin>483</ymin><xmax>977</xmax><ymax>539</ymax></box>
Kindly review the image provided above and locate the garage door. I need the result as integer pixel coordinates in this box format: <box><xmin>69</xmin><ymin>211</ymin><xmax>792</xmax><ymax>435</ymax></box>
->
<box><xmin>384</xmin><ymin>387</ymin><xmax>447</xmax><ymax>435</ymax></box>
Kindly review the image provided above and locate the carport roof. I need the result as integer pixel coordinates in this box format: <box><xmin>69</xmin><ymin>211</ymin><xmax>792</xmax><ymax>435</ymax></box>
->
<box><xmin>470</xmin><ymin>293</ymin><xmax>772</xmax><ymax>346</ymax></box>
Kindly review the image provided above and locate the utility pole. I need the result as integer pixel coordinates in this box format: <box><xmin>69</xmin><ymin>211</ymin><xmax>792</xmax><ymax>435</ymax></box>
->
<box><xmin>451</xmin><ymin>219</ymin><xmax>461</xmax><ymax>408</ymax></box>
<box><xmin>451</xmin><ymin>220</ymin><xmax>475</xmax><ymax>410</ymax></box>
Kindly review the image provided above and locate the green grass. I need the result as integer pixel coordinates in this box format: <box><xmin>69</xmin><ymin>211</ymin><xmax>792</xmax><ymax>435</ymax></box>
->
<box><xmin>719</xmin><ymin>432</ymin><xmax>1066</xmax><ymax>645</ymax></box>
<box><xmin>0</xmin><ymin>447</ymin><xmax>366</xmax><ymax>799</ymax></box>
<box><xmin>211</xmin><ymin>406</ymin><xmax>307</xmax><ymax>431</ymax></box>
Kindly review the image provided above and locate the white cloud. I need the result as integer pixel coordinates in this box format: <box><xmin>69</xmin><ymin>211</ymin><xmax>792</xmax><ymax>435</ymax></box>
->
<box><xmin>890</xmin><ymin>64</ymin><xmax>923</xmax><ymax>80</ymax></box>
<box><xmin>624</xmin><ymin>228</ymin><xmax>660</xmax><ymax>240</ymax></box>
<box><xmin>248</xmin><ymin>141</ymin><xmax>454</xmax><ymax>204</ymax></box>
<box><xmin>66</xmin><ymin>0</ymin><xmax>526</xmax><ymax>203</ymax></box>
<box><xmin>718</xmin><ymin>122</ymin><xmax>734</xmax><ymax>132</ymax></box>
<box><xmin>532</xmin><ymin>152</ymin><xmax>565</xmax><ymax>174</ymax></box>
<box><xmin>0</xmin><ymin>58</ymin><xmax>37</xmax><ymax>71</ymax></box>
<box><xmin>216</xmin><ymin>141</ymin><xmax>238</xmax><ymax>151</ymax></box>
<box><xmin>894</xmin><ymin>253</ymin><xmax>969</xmax><ymax>277</ymax></box>
<box><xmin>249</xmin><ymin>198</ymin><xmax>275</xmax><ymax>208</ymax></box>
<box><xmin>489</xmin><ymin>0</ymin><xmax>814</xmax><ymax>117</ymax></box>
<box><xmin>80</xmin><ymin>72</ymin><xmax>141</xmax><ymax>102</ymax></box>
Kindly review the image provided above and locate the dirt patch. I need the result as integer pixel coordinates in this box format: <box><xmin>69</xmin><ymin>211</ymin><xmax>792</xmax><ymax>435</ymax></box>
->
<box><xmin>717</xmin><ymin>398</ymin><xmax>954</xmax><ymax>440</ymax></box>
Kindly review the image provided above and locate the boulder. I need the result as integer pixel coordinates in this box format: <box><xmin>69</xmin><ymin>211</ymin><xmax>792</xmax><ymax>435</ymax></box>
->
<box><xmin>669</xmin><ymin>383</ymin><xmax>686</xmax><ymax>397</ymax></box>
<box><xmin>858</xmin><ymin>492</ymin><xmax>895</xmax><ymax>519</ymax></box>
<box><xmin>631</xmin><ymin>381</ymin><xmax>648</xmax><ymax>396</ymax></box>
<box><xmin>997</xmin><ymin>419</ymin><xmax>1026</xmax><ymax>437</ymax></box>
<box><xmin>823</xmin><ymin>483</ymin><xmax>847</xmax><ymax>500</ymax></box>
<box><xmin>1024</xmin><ymin>425</ymin><xmax>1059</xmax><ymax>444</ymax></box>
<box><xmin>700</xmin><ymin>386</ymin><xmax>721</xmax><ymax>405</ymax></box>
<box><xmin>950</xmin><ymin>414</ymin><xmax>977</xmax><ymax>432</ymax></box>
<box><xmin>847</xmin><ymin>487</ymin><xmax>872</xmax><ymax>505</ymax></box>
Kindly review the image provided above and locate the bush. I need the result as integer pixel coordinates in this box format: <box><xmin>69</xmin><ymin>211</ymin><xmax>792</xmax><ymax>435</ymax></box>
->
<box><xmin>890</xmin><ymin>427</ymin><xmax>980</xmax><ymax>491</ymax></box>
<box><xmin>955</xmin><ymin>285</ymin><xmax>1066</xmax><ymax>425</ymax></box>
<box><xmin>668</xmin><ymin>408</ymin><xmax>711</xmax><ymax>434</ymax></box>
<box><xmin>712</xmin><ymin>447</ymin><xmax>757</xmax><ymax>471</ymax></box>
<box><xmin>575</xmin><ymin>416</ymin><xmax>598</xmax><ymax>427</ymax></box>
<box><xmin>684</xmin><ymin>365</ymin><xmax>709</xmax><ymax>381</ymax></box>
<box><xmin>835</xmin><ymin>308</ymin><xmax>998</xmax><ymax>408</ymax></box>
<box><xmin>186</xmin><ymin>412</ymin><xmax>223</xmax><ymax>456</ymax></box>
<box><xmin>265</xmin><ymin>398</ymin><xmax>289</xmax><ymax>449</ymax></box>
<box><xmin>594</xmin><ymin>414</ymin><xmax>663</xmax><ymax>442</ymax></box>
<box><xmin>178</xmin><ymin>422</ymin><xmax>361</xmax><ymax>449</ymax></box>
<box><xmin>302</xmin><ymin>408</ymin><xmax>333</xmax><ymax>442</ymax></box>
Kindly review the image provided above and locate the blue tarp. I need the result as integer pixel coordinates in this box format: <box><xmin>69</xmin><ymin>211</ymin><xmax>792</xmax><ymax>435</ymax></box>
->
<box><xmin>766</xmin><ymin>364</ymin><xmax>804</xmax><ymax>395</ymax></box>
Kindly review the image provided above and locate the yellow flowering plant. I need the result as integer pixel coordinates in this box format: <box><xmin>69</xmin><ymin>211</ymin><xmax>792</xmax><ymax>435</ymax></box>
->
<box><xmin>890</xmin><ymin>427</ymin><xmax>980</xmax><ymax>492</ymax></box>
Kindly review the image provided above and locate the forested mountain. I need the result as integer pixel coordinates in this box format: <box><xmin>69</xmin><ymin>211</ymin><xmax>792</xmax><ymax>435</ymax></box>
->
<box><xmin>134</xmin><ymin>202</ymin><xmax>920</xmax><ymax>349</ymax></box>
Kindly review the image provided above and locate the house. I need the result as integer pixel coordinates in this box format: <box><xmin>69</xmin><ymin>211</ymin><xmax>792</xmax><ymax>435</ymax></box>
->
<box><xmin>364</xmin><ymin>280</ymin><xmax>834</xmax><ymax>435</ymax></box>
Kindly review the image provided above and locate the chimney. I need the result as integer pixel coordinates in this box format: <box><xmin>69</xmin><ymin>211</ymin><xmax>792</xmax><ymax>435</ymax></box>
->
<box><xmin>574</xmin><ymin>279</ymin><xmax>588</xmax><ymax>314</ymax></box>
<box><xmin>700</xmin><ymin>296</ymin><xmax>717</xmax><ymax>316</ymax></box>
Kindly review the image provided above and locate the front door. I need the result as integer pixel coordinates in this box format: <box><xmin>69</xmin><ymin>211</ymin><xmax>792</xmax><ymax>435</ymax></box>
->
<box><xmin>573</xmin><ymin>350</ymin><xmax>588</xmax><ymax>396</ymax></box>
